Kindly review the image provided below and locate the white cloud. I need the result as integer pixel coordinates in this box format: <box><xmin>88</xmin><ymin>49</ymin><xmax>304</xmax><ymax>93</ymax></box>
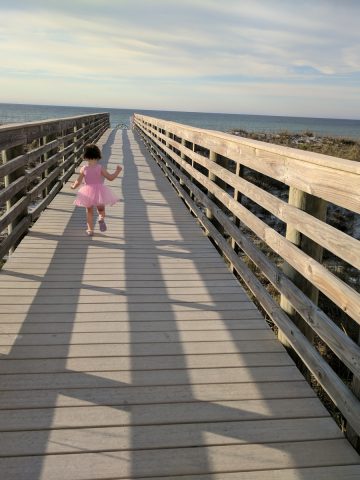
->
<box><xmin>343</xmin><ymin>46</ymin><xmax>360</xmax><ymax>70</ymax></box>
<box><xmin>0</xmin><ymin>1</ymin><xmax>359</xmax><ymax>117</ymax></box>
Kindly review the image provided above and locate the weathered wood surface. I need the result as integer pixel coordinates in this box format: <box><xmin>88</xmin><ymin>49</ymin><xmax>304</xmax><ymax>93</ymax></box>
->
<box><xmin>135</xmin><ymin>115</ymin><xmax>360</xmax><ymax>442</ymax></box>
<box><xmin>136</xmin><ymin>115</ymin><xmax>360</xmax><ymax>212</ymax></box>
<box><xmin>142</xmin><ymin>136</ymin><xmax>360</xmax><ymax>436</ymax></box>
<box><xmin>140</xmin><ymin>121</ymin><xmax>360</xmax><ymax>322</ymax></box>
<box><xmin>0</xmin><ymin>128</ymin><xmax>359</xmax><ymax>479</ymax></box>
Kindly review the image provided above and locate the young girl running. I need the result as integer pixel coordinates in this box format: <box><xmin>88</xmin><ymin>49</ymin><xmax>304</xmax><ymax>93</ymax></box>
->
<box><xmin>71</xmin><ymin>144</ymin><xmax>122</xmax><ymax>236</ymax></box>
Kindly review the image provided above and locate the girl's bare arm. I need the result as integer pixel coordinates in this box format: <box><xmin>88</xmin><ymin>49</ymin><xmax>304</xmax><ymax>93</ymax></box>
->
<box><xmin>71</xmin><ymin>170</ymin><xmax>84</xmax><ymax>189</ymax></box>
<box><xmin>101</xmin><ymin>165</ymin><xmax>122</xmax><ymax>181</ymax></box>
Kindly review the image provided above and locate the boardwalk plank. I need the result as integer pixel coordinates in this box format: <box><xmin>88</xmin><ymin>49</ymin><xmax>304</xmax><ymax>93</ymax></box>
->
<box><xmin>0</xmin><ymin>340</ymin><xmax>285</xmax><ymax>359</ymax></box>
<box><xmin>0</xmin><ymin>366</ymin><xmax>303</xmax><ymax>390</ymax></box>
<box><xmin>0</xmin><ymin>440</ymin><xmax>358</xmax><ymax>480</ymax></box>
<box><xmin>0</xmin><ymin>398</ymin><xmax>327</xmax><ymax>431</ymax></box>
<box><xmin>0</xmin><ymin>330</ymin><xmax>274</xmax><ymax>346</ymax></box>
<box><xmin>0</xmin><ymin>318</ymin><xmax>266</xmax><ymax>334</ymax></box>
<box><xmin>0</xmin><ymin>309</ymin><xmax>262</xmax><ymax>323</ymax></box>
<box><xmin>0</xmin><ymin>286</ymin><xmax>243</xmax><ymax>296</ymax></box>
<box><xmin>1</xmin><ymin>302</ymin><xmax>255</xmax><ymax>314</ymax></box>
<box><xmin>0</xmin><ymin>381</ymin><xmax>315</xmax><ymax>410</ymax></box>
<box><xmin>0</xmin><ymin>418</ymin><xmax>343</xmax><ymax>456</ymax></box>
<box><xmin>0</xmin><ymin>352</ymin><xmax>293</xmax><ymax>374</ymax></box>
<box><xmin>115</xmin><ymin>465</ymin><xmax>360</xmax><ymax>480</ymax></box>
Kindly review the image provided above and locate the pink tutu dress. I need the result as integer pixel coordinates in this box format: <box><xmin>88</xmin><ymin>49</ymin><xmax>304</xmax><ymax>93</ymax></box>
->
<box><xmin>74</xmin><ymin>164</ymin><xmax>119</xmax><ymax>208</ymax></box>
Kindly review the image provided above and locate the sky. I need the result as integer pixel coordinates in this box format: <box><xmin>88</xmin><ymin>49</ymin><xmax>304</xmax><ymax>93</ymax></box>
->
<box><xmin>0</xmin><ymin>0</ymin><xmax>359</xmax><ymax>119</ymax></box>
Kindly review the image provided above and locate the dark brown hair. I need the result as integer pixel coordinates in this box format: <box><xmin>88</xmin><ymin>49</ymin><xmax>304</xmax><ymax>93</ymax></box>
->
<box><xmin>84</xmin><ymin>144</ymin><xmax>101</xmax><ymax>160</ymax></box>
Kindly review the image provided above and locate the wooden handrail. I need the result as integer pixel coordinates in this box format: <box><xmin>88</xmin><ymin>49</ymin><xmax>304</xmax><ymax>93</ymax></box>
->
<box><xmin>134</xmin><ymin>113</ymin><xmax>360</xmax><ymax>445</ymax></box>
<box><xmin>135</xmin><ymin>115</ymin><xmax>360</xmax><ymax>213</ymax></box>
<box><xmin>0</xmin><ymin>113</ymin><xmax>110</xmax><ymax>259</ymax></box>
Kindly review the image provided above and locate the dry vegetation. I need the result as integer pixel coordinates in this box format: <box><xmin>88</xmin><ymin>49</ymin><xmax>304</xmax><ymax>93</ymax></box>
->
<box><xmin>231</xmin><ymin>128</ymin><xmax>360</xmax><ymax>162</ymax></box>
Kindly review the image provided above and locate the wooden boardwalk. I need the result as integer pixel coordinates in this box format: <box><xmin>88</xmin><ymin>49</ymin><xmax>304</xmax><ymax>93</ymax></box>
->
<box><xmin>0</xmin><ymin>128</ymin><xmax>359</xmax><ymax>479</ymax></box>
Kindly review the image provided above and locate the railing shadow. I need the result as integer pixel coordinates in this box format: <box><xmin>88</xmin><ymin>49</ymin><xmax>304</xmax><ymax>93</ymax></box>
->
<box><xmin>122</xmin><ymin>130</ymin><xmax>346</xmax><ymax>477</ymax></box>
<box><xmin>0</xmin><ymin>128</ymin><xmax>354</xmax><ymax>478</ymax></box>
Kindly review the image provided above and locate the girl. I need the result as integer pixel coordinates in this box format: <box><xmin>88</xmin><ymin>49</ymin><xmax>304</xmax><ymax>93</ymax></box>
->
<box><xmin>71</xmin><ymin>144</ymin><xmax>122</xmax><ymax>236</ymax></box>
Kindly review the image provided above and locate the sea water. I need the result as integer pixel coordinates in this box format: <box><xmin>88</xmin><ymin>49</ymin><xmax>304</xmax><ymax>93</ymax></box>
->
<box><xmin>1</xmin><ymin>103</ymin><xmax>360</xmax><ymax>139</ymax></box>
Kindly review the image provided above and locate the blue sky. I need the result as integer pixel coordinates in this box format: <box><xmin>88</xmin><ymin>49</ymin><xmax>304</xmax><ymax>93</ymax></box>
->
<box><xmin>0</xmin><ymin>0</ymin><xmax>359</xmax><ymax>118</ymax></box>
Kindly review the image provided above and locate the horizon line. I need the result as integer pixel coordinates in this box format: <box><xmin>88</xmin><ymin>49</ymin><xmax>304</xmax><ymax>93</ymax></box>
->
<box><xmin>1</xmin><ymin>101</ymin><xmax>360</xmax><ymax>122</ymax></box>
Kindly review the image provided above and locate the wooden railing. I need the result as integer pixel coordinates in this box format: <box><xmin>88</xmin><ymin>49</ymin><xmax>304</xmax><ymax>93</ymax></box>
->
<box><xmin>134</xmin><ymin>113</ymin><xmax>360</xmax><ymax>445</ymax></box>
<box><xmin>0</xmin><ymin>113</ymin><xmax>110</xmax><ymax>260</ymax></box>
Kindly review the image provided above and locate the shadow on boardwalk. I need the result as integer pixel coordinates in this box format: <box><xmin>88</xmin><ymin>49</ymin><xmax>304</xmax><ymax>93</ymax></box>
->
<box><xmin>0</xmin><ymin>128</ymin><xmax>357</xmax><ymax>478</ymax></box>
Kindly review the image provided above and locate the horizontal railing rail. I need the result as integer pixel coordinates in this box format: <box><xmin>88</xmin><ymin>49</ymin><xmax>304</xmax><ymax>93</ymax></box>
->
<box><xmin>0</xmin><ymin>113</ymin><xmax>110</xmax><ymax>259</ymax></box>
<box><xmin>134</xmin><ymin>113</ymin><xmax>360</xmax><ymax>447</ymax></box>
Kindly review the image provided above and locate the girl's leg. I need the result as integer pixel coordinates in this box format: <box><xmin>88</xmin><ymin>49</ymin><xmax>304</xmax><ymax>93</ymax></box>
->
<box><xmin>86</xmin><ymin>206</ymin><xmax>94</xmax><ymax>233</ymax></box>
<box><xmin>97</xmin><ymin>205</ymin><xmax>107</xmax><ymax>232</ymax></box>
<box><xmin>97</xmin><ymin>204</ymin><xmax>105</xmax><ymax>219</ymax></box>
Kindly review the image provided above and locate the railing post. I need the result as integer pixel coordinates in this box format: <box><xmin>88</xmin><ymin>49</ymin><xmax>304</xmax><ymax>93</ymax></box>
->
<box><xmin>164</xmin><ymin>130</ymin><xmax>172</xmax><ymax>169</ymax></box>
<box><xmin>59</xmin><ymin>130</ymin><xmax>65</xmax><ymax>177</ymax></box>
<box><xmin>45</xmin><ymin>134</ymin><xmax>58</xmax><ymax>196</ymax></box>
<box><xmin>180</xmin><ymin>138</ymin><xmax>186</xmax><ymax>187</ymax></box>
<box><xmin>40</xmin><ymin>136</ymin><xmax>49</xmax><ymax>198</ymax></box>
<box><xmin>206</xmin><ymin>150</ymin><xmax>217</xmax><ymax>221</ymax></box>
<box><xmin>40</xmin><ymin>134</ymin><xmax>58</xmax><ymax>197</ymax></box>
<box><xmin>81</xmin><ymin>121</ymin><xmax>86</xmax><ymax>152</ymax></box>
<box><xmin>83</xmin><ymin>118</ymin><xmax>89</xmax><ymax>144</ymax></box>
<box><xmin>279</xmin><ymin>187</ymin><xmax>328</xmax><ymax>348</ymax></box>
<box><xmin>178</xmin><ymin>137</ymin><xmax>198</xmax><ymax>214</ymax></box>
<box><xmin>230</xmin><ymin>161</ymin><xmax>243</xmax><ymax>272</ymax></box>
<box><xmin>3</xmin><ymin>144</ymin><xmax>27</xmax><ymax>253</ymax></box>
<box><xmin>188</xmin><ymin>142</ymin><xmax>196</xmax><ymax>200</ymax></box>
<box><xmin>60</xmin><ymin>127</ymin><xmax>70</xmax><ymax>178</ymax></box>
<box><xmin>73</xmin><ymin>124</ymin><xmax>79</xmax><ymax>167</ymax></box>
<box><xmin>165</xmin><ymin>130</ymin><xmax>171</xmax><ymax>150</ymax></box>
<box><xmin>347</xmin><ymin>332</ymin><xmax>360</xmax><ymax>449</ymax></box>
<box><xmin>206</xmin><ymin>150</ymin><xmax>225</xmax><ymax>237</ymax></box>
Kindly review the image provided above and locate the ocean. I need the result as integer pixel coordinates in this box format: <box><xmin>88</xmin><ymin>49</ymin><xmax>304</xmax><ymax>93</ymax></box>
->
<box><xmin>1</xmin><ymin>103</ymin><xmax>360</xmax><ymax>139</ymax></box>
